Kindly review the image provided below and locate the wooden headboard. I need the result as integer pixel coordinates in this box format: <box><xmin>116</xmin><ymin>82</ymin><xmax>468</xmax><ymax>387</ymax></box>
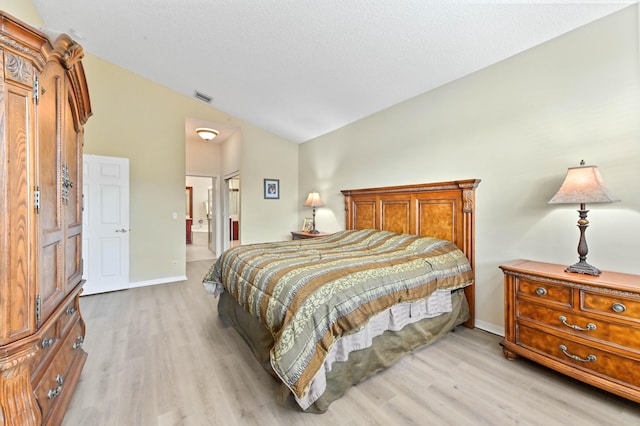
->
<box><xmin>341</xmin><ymin>179</ymin><xmax>480</xmax><ymax>327</ymax></box>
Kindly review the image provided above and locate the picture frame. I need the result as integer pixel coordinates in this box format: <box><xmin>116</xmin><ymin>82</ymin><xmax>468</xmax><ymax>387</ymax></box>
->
<box><xmin>302</xmin><ymin>217</ymin><xmax>313</xmax><ymax>232</ymax></box>
<box><xmin>264</xmin><ymin>178</ymin><xmax>279</xmax><ymax>199</ymax></box>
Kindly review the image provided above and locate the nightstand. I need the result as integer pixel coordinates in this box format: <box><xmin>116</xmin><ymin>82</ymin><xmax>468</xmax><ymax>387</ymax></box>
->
<box><xmin>500</xmin><ymin>259</ymin><xmax>640</xmax><ymax>404</ymax></box>
<box><xmin>291</xmin><ymin>231</ymin><xmax>331</xmax><ymax>240</ymax></box>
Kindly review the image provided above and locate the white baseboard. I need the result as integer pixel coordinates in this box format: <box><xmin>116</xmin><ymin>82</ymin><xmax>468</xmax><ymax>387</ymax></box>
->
<box><xmin>129</xmin><ymin>275</ymin><xmax>187</xmax><ymax>289</ymax></box>
<box><xmin>474</xmin><ymin>319</ymin><xmax>504</xmax><ymax>337</ymax></box>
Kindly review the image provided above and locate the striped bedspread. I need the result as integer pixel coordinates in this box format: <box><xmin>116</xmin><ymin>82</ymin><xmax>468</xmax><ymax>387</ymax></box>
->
<box><xmin>202</xmin><ymin>229</ymin><xmax>473</xmax><ymax>399</ymax></box>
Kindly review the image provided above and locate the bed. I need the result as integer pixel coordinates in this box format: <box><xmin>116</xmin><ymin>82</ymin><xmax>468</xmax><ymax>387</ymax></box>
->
<box><xmin>202</xmin><ymin>179</ymin><xmax>480</xmax><ymax>412</ymax></box>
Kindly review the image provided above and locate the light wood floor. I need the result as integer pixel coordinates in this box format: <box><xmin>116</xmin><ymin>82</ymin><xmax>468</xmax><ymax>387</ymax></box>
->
<box><xmin>63</xmin><ymin>260</ymin><xmax>640</xmax><ymax>426</ymax></box>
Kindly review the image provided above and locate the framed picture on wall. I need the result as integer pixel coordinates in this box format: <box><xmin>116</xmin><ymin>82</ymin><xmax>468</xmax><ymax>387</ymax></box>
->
<box><xmin>302</xmin><ymin>217</ymin><xmax>313</xmax><ymax>232</ymax></box>
<box><xmin>264</xmin><ymin>178</ymin><xmax>279</xmax><ymax>199</ymax></box>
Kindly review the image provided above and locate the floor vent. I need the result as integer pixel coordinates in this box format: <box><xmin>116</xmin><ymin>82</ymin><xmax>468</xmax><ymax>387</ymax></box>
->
<box><xmin>194</xmin><ymin>90</ymin><xmax>213</xmax><ymax>104</ymax></box>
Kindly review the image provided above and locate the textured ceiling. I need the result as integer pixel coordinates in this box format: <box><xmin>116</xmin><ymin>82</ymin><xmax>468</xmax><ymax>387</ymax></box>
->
<box><xmin>33</xmin><ymin>1</ymin><xmax>635</xmax><ymax>144</ymax></box>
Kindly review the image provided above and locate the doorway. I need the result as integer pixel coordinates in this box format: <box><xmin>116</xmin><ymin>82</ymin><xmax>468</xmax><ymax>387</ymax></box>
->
<box><xmin>224</xmin><ymin>175</ymin><xmax>240</xmax><ymax>251</ymax></box>
<box><xmin>186</xmin><ymin>175</ymin><xmax>217</xmax><ymax>262</ymax></box>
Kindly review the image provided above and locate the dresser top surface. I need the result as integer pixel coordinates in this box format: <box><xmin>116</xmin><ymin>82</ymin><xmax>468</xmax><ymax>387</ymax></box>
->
<box><xmin>500</xmin><ymin>259</ymin><xmax>640</xmax><ymax>293</ymax></box>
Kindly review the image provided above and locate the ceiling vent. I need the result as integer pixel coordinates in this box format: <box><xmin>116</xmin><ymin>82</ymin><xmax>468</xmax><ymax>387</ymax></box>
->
<box><xmin>194</xmin><ymin>90</ymin><xmax>213</xmax><ymax>104</ymax></box>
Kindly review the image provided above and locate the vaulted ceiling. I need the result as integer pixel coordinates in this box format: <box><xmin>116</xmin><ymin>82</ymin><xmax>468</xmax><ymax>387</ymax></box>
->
<box><xmin>33</xmin><ymin>1</ymin><xmax>635</xmax><ymax>144</ymax></box>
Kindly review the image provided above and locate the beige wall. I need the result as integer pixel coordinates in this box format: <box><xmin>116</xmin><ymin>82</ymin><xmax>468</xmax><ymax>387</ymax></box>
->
<box><xmin>299</xmin><ymin>6</ymin><xmax>640</xmax><ymax>334</ymax></box>
<box><xmin>81</xmin><ymin>55</ymin><xmax>297</xmax><ymax>284</ymax></box>
<box><xmin>0</xmin><ymin>1</ymin><xmax>42</xmax><ymax>26</ymax></box>
<box><xmin>240</xmin><ymin>125</ymin><xmax>300</xmax><ymax>244</ymax></box>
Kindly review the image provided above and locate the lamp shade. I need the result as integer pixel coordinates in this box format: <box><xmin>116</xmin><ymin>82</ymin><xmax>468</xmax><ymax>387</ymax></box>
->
<box><xmin>548</xmin><ymin>164</ymin><xmax>619</xmax><ymax>205</ymax></box>
<box><xmin>196</xmin><ymin>127</ymin><xmax>219</xmax><ymax>141</ymax></box>
<box><xmin>304</xmin><ymin>191</ymin><xmax>324</xmax><ymax>207</ymax></box>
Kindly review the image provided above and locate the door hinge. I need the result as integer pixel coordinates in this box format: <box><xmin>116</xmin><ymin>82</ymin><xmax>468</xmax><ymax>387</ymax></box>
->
<box><xmin>34</xmin><ymin>186</ymin><xmax>40</xmax><ymax>213</ymax></box>
<box><xmin>33</xmin><ymin>75</ymin><xmax>39</xmax><ymax>105</ymax></box>
<box><xmin>35</xmin><ymin>294</ymin><xmax>41</xmax><ymax>327</ymax></box>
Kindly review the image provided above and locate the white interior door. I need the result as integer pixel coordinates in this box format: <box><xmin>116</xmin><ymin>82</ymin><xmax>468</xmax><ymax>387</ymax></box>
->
<box><xmin>82</xmin><ymin>154</ymin><xmax>130</xmax><ymax>295</ymax></box>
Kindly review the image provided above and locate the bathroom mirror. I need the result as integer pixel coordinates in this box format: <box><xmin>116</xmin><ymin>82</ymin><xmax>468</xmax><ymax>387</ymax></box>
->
<box><xmin>186</xmin><ymin>186</ymin><xmax>193</xmax><ymax>219</ymax></box>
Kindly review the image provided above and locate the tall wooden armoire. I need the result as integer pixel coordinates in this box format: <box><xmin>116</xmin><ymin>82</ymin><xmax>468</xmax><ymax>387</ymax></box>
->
<box><xmin>0</xmin><ymin>12</ymin><xmax>92</xmax><ymax>426</ymax></box>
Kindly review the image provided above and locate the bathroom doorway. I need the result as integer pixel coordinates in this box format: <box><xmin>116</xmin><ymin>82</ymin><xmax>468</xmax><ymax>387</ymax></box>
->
<box><xmin>186</xmin><ymin>175</ymin><xmax>217</xmax><ymax>262</ymax></box>
<box><xmin>227</xmin><ymin>176</ymin><xmax>240</xmax><ymax>249</ymax></box>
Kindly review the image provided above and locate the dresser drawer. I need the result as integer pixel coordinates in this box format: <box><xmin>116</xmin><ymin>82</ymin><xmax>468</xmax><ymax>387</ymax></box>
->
<box><xmin>517</xmin><ymin>324</ymin><xmax>640</xmax><ymax>388</ymax></box>
<box><xmin>517</xmin><ymin>300</ymin><xmax>640</xmax><ymax>352</ymax></box>
<box><xmin>581</xmin><ymin>291</ymin><xmax>640</xmax><ymax>325</ymax></box>
<box><xmin>34</xmin><ymin>319</ymin><xmax>84</xmax><ymax>421</ymax></box>
<box><xmin>516</xmin><ymin>277</ymin><xmax>572</xmax><ymax>307</ymax></box>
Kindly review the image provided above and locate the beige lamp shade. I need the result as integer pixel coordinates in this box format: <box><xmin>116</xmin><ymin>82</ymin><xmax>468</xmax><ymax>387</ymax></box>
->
<box><xmin>548</xmin><ymin>164</ymin><xmax>619</xmax><ymax>205</ymax></box>
<box><xmin>304</xmin><ymin>191</ymin><xmax>324</xmax><ymax>234</ymax></box>
<box><xmin>548</xmin><ymin>161</ymin><xmax>620</xmax><ymax>276</ymax></box>
<box><xmin>304</xmin><ymin>191</ymin><xmax>324</xmax><ymax>207</ymax></box>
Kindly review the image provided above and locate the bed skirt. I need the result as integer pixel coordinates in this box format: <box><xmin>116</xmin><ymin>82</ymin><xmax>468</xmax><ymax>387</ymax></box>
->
<box><xmin>217</xmin><ymin>288</ymin><xmax>470</xmax><ymax>413</ymax></box>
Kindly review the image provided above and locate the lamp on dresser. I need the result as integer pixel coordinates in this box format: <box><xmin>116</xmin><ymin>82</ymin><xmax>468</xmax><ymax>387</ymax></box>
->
<box><xmin>304</xmin><ymin>190</ymin><xmax>324</xmax><ymax>234</ymax></box>
<box><xmin>548</xmin><ymin>160</ymin><xmax>620</xmax><ymax>276</ymax></box>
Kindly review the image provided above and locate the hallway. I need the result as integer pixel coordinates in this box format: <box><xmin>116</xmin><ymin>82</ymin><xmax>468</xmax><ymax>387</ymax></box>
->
<box><xmin>186</xmin><ymin>231</ymin><xmax>216</xmax><ymax>262</ymax></box>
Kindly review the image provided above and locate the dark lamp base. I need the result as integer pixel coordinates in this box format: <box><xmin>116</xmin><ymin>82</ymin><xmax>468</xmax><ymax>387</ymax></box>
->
<box><xmin>308</xmin><ymin>229</ymin><xmax>320</xmax><ymax>234</ymax></box>
<box><xmin>566</xmin><ymin>261</ymin><xmax>601</xmax><ymax>276</ymax></box>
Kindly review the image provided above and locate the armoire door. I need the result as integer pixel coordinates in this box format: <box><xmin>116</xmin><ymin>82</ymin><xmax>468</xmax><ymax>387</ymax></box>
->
<box><xmin>0</xmin><ymin>50</ymin><xmax>38</xmax><ymax>344</ymax></box>
<box><xmin>37</xmin><ymin>58</ymin><xmax>84</xmax><ymax>323</ymax></box>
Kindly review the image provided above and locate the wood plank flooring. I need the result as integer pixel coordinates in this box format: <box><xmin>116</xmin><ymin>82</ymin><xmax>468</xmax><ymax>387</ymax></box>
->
<box><xmin>63</xmin><ymin>260</ymin><xmax>640</xmax><ymax>425</ymax></box>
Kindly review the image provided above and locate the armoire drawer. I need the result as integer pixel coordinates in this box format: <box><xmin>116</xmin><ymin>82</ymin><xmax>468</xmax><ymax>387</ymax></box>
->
<box><xmin>517</xmin><ymin>324</ymin><xmax>640</xmax><ymax>388</ymax></box>
<box><xmin>516</xmin><ymin>299</ymin><xmax>640</xmax><ymax>353</ymax></box>
<box><xmin>34</xmin><ymin>319</ymin><xmax>84</xmax><ymax>421</ymax></box>
<box><xmin>30</xmin><ymin>317</ymin><xmax>61</xmax><ymax>383</ymax></box>
<box><xmin>58</xmin><ymin>298</ymin><xmax>80</xmax><ymax>338</ymax></box>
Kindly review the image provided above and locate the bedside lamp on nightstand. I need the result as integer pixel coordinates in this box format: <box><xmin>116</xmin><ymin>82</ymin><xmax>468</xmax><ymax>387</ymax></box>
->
<box><xmin>548</xmin><ymin>160</ymin><xmax>620</xmax><ymax>276</ymax></box>
<box><xmin>304</xmin><ymin>190</ymin><xmax>324</xmax><ymax>234</ymax></box>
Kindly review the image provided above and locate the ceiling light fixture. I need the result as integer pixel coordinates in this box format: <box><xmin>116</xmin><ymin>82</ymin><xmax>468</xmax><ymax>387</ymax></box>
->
<box><xmin>196</xmin><ymin>127</ymin><xmax>219</xmax><ymax>141</ymax></box>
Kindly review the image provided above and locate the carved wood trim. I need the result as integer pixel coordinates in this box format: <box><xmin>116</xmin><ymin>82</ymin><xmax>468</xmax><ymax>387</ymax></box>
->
<box><xmin>0</xmin><ymin>346</ymin><xmax>41</xmax><ymax>425</ymax></box>
<box><xmin>4</xmin><ymin>52</ymin><xmax>33</xmax><ymax>86</ymax></box>
<box><xmin>503</xmin><ymin>270</ymin><xmax>640</xmax><ymax>299</ymax></box>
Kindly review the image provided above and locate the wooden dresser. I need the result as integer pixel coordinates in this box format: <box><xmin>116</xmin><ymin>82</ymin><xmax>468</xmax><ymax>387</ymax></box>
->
<box><xmin>500</xmin><ymin>260</ymin><xmax>640</xmax><ymax>403</ymax></box>
<box><xmin>0</xmin><ymin>12</ymin><xmax>92</xmax><ymax>425</ymax></box>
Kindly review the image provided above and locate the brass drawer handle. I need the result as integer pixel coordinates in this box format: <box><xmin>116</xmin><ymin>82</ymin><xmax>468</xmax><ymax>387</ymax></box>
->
<box><xmin>41</xmin><ymin>337</ymin><xmax>54</xmax><ymax>349</ymax></box>
<box><xmin>559</xmin><ymin>344</ymin><xmax>597</xmax><ymax>363</ymax></box>
<box><xmin>612</xmin><ymin>303</ymin><xmax>626</xmax><ymax>313</ymax></box>
<box><xmin>535</xmin><ymin>287</ymin><xmax>547</xmax><ymax>296</ymax></box>
<box><xmin>559</xmin><ymin>315</ymin><xmax>596</xmax><ymax>331</ymax></box>
<box><xmin>47</xmin><ymin>374</ymin><xmax>64</xmax><ymax>399</ymax></box>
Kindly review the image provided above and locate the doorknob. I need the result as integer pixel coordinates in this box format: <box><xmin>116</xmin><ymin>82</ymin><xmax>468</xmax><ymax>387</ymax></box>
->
<box><xmin>115</xmin><ymin>228</ymin><xmax>128</xmax><ymax>233</ymax></box>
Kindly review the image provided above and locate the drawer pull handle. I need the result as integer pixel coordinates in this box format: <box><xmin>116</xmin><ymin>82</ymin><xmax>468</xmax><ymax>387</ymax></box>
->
<box><xmin>559</xmin><ymin>316</ymin><xmax>596</xmax><ymax>331</ymax></box>
<box><xmin>559</xmin><ymin>344</ymin><xmax>597</xmax><ymax>363</ymax></box>
<box><xmin>41</xmin><ymin>337</ymin><xmax>54</xmax><ymax>349</ymax></box>
<box><xmin>535</xmin><ymin>287</ymin><xmax>547</xmax><ymax>296</ymax></box>
<box><xmin>47</xmin><ymin>374</ymin><xmax>64</xmax><ymax>399</ymax></box>
<box><xmin>72</xmin><ymin>335</ymin><xmax>84</xmax><ymax>350</ymax></box>
<box><xmin>612</xmin><ymin>303</ymin><xmax>626</xmax><ymax>313</ymax></box>
<box><xmin>65</xmin><ymin>306</ymin><xmax>76</xmax><ymax>315</ymax></box>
